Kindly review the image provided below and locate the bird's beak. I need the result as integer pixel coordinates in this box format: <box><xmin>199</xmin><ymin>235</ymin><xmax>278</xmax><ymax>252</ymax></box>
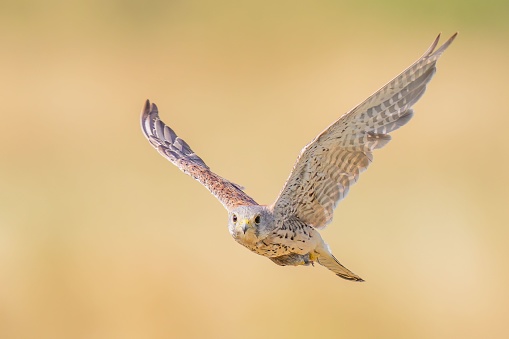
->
<box><xmin>241</xmin><ymin>219</ymin><xmax>252</xmax><ymax>234</ymax></box>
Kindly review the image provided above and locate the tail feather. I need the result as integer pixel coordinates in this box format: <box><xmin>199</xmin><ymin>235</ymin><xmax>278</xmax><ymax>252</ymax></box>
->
<box><xmin>316</xmin><ymin>251</ymin><xmax>364</xmax><ymax>282</ymax></box>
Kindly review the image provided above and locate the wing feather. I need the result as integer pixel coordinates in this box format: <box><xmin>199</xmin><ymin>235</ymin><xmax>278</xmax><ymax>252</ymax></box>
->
<box><xmin>141</xmin><ymin>100</ymin><xmax>257</xmax><ymax>211</ymax></box>
<box><xmin>271</xmin><ymin>33</ymin><xmax>457</xmax><ymax>228</ymax></box>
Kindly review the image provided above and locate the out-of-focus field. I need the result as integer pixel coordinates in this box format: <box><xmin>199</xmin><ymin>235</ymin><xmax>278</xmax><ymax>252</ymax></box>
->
<box><xmin>1</xmin><ymin>1</ymin><xmax>508</xmax><ymax>338</ymax></box>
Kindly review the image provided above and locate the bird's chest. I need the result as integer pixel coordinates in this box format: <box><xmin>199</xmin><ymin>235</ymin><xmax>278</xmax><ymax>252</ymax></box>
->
<box><xmin>242</xmin><ymin>223</ymin><xmax>316</xmax><ymax>258</ymax></box>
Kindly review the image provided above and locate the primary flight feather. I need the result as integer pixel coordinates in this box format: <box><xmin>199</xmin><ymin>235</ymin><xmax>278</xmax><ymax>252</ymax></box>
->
<box><xmin>141</xmin><ymin>33</ymin><xmax>457</xmax><ymax>281</ymax></box>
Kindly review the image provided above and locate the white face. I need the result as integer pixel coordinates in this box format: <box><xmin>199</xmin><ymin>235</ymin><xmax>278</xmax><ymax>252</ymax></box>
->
<box><xmin>228</xmin><ymin>206</ymin><xmax>272</xmax><ymax>243</ymax></box>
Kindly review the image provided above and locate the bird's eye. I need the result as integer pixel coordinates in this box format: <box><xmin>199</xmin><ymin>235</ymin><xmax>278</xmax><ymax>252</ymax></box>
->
<box><xmin>254</xmin><ymin>215</ymin><xmax>261</xmax><ymax>224</ymax></box>
<box><xmin>232</xmin><ymin>214</ymin><xmax>237</xmax><ymax>223</ymax></box>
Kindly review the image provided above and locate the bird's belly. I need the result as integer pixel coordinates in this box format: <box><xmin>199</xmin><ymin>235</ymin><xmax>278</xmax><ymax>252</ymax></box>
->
<box><xmin>250</xmin><ymin>229</ymin><xmax>317</xmax><ymax>258</ymax></box>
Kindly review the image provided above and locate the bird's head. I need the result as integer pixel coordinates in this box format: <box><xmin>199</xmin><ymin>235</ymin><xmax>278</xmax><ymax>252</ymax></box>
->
<box><xmin>228</xmin><ymin>205</ymin><xmax>273</xmax><ymax>244</ymax></box>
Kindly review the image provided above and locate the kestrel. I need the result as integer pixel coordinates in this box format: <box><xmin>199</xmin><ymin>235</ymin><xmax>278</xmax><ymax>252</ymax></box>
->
<box><xmin>141</xmin><ymin>33</ymin><xmax>456</xmax><ymax>281</ymax></box>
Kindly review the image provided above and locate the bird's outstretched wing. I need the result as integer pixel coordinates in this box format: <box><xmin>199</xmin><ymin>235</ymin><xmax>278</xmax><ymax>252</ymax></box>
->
<box><xmin>141</xmin><ymin>100</ymin><xmax>257</xmax><ymax>211</ymax></box>
<box><xmin>271</xmin><ymin>33</ymin><xmax>457</xmax><ymax>229</ymax></box>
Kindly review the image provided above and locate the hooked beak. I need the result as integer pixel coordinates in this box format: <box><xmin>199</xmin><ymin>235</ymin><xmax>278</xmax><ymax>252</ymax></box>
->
<box><xmin>240</xmin><ymin>219</ymin><xmax>252</xmax><ymax>234</ymax></box>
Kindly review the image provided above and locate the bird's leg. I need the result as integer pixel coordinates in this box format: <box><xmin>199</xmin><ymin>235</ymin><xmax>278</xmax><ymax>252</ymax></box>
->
<box><xmin>269</xmin><ymin>253</ymin><xmax>312</xmax><ymax>266</ymax></box>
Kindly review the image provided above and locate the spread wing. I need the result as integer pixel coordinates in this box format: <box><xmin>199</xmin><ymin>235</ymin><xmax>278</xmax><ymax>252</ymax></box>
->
<box><xmin>141</xmin><ymin>100</ymin><xmax>257</xmax><ymax>211</ymax></box>
<box><xmin>271</xmin><ymin>33</ymin><xmax>457</xmax><ymax>229</ymax></box>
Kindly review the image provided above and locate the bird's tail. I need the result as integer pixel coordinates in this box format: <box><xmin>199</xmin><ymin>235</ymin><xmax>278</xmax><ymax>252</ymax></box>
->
<box><xmin>315</xmin><ymin>248</ymin><xmax>364</xmax><ymax>282</ymax></box>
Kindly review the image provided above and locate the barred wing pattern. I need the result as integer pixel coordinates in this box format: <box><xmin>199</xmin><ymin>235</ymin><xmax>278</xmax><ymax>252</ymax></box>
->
<box><xmin>141</xmin><ymin>100</ymin><xmax>257</xmax><ymax>211</ymax></box>
<box><xmin>271</xmin><ymin>33</ymin><xmax>457</xmax><ymax>229</ymax></box>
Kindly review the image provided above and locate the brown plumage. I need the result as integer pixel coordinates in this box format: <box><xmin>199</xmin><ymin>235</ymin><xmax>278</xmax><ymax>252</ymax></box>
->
<box><xmin>141</xmin><ymin>33</ymin><xmax>457</xmax><ymax>281</ymax></box>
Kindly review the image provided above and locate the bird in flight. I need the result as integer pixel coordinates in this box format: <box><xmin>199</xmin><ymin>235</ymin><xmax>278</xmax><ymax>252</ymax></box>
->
<box><xmin>141</xmin><ymin>33</ymin><xmax>457</xmax><ymax>281</ymax></box>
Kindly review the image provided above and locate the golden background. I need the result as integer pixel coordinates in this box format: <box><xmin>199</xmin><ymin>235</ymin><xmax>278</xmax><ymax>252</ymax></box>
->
<box><xmin>1</xmin><ymin>1</ymin><xmax>508</xmax><ymax>338</ymax></box>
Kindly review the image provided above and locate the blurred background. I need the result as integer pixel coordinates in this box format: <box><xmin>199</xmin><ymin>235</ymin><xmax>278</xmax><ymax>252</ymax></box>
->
<box><xmin>1</xmin><ymin>0</ymin><xmax>508</xmax><ymax>338</ymax></box>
